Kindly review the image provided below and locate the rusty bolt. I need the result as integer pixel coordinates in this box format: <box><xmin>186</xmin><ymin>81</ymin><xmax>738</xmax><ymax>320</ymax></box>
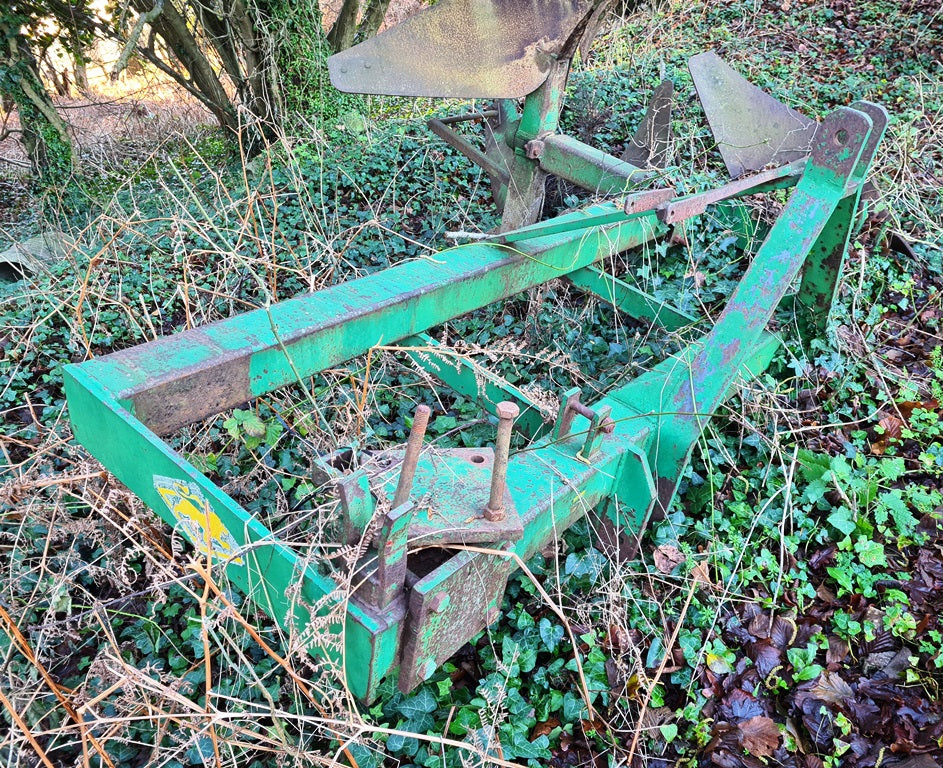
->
<box><xmin>421</xmin><ymin>660</ymin><xmax>437</xmax><ymax>680</ymax></box>
<box><xmin>524</xmin><ymin>139</ymin><xmax>545</xmax><ymax>160</ymax></box>
<box><xmin>392</xmin><ymin>404</ymin><xmax>431</xmax><ymax>508</ymax></box>
<box><xmin>429</xmin><ymin>593</ymin><xmax>449</xmax><ymax>613</ymax></box>
<box><xmin>570</xmin><ymin>400</ymin><xmax>615</xmax><ymax>434</ymax></box>
<box><xmin>485</xmin><ymin>402</ymin><xmax>519</xmax><ymax>521</ymax></box>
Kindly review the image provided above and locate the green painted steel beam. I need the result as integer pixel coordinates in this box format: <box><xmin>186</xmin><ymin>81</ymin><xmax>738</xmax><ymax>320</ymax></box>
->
<box><xmin>539</xmin><ymin>133</ymin><xmax>653</xmax><ymax>195</ymax></box>
<box><xmin>400</xmin><ymin>334</ymin><xmax>550</xmax><ymax>439</ymax></box>
<box><xmin>795</xmin><ymin>102</ymin><xmax>889</xmax><ymax>340</ymax></box>
<box><xmin>615</xmin><ymin>107</ymin><xmax>875</xmax><ymax>517</ymax></box>
<box><xmin>63</xmin><ymin>366</ymin><xmax>403</xmax><ymax>700</ymax></box>
<box><xmin>72</xmin><ymin>205</ymin><xmax>664</xmax><ymax>436</ymax></box>
<box><xmin>567</xmin><ymin>266</ymin><xmax>698</xmax><ymax>331</ymax></box>
<box><xmin>499</xmin><ymin>62</ymin><xmax>569</xmax><ymax>230</ymax></box>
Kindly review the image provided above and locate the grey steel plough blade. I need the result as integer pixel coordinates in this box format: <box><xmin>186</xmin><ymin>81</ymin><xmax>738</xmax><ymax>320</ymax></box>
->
<box><xmin>621</xmin><ymin>78</ymin><xmax>674</xmax><ymax>169</ymax></box>
<box><xmin>328</xmin><ymin>0</ymin><xmax>597</xmax><ymax>99</ymax></box>
<box><xmin>689</xmin><ymin>50</ymin><xmax>817</xmax><ymax>178</ymax></box>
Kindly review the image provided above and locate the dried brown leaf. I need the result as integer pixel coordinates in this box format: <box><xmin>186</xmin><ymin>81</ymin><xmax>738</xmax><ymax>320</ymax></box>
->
<box><xmin>826</xmin><ymin>636</ymin><xmax>849</xmax><ymax>666</ymax></box>
<box><xmin>899</xmin><ymin>400</ymin><xmax>939</xmax><ymax>420</ymax></box>
<box><xmin>653</xmin><ymin>544</ymin><xmax>685</xmax><ymax>574</ymax></box>
<box><xmin>691</xmin><ymin>560</ymin><xmax>713</xmax><ymax>586</ymax></box>
<box><xmin>810</xmin><ymin>671</ymin><xmax>854</xmax><ymax>704</ymax></box>
<box><xmin>816</xmin><ymin>583</ymin><xmax>837</xmax><ymax>603</ymax></box>
<box><xmin>530</xmin><ymin>717</ymin><xmax>559</xmax><ymax>739</ymax></box>
<box><xmin>737</xmin><ymin>715</ymin><xmax>780</xmax><ymax>757</ymax></box>
<box><xmin>879</xmin><ymin>414</ymin><xmax>903</xmax><ymax>440</ymax></box>
<box><xmin>605</xmin><ymin>623</ymin><xmax>630</xmax><ymax>655</ymax></box>
<box><xmin>746</xmin><ymin>638</ymin><xmax>782</xmax><ymax>679</ymax></box>
<box><xmin>641</xmin><ymin>706</ymin><xmax>674</xmax><ymax>729</ymax></box>
<box><xmin>747</xmin><ymin>613</ymin><xmax>796</xmax><ymax>648</ymax></box>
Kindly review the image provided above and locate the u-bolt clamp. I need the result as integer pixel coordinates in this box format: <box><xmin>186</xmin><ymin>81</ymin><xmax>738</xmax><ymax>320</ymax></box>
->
<box><xmin>553</xmin><ymin>387</ymin><xmax>615</xmax><ymax>462</ymax></box>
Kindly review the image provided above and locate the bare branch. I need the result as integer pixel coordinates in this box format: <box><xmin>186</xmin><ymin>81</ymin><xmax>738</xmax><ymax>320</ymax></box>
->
<box><xmin>111</xmin><ymin>0</ymin><xmax>164</xmax><ymax>79</ymax></box>
<box><xmin>0</xmin><ymin>154</ymin><xmax>31</xmax><ymax>169</ymax></box>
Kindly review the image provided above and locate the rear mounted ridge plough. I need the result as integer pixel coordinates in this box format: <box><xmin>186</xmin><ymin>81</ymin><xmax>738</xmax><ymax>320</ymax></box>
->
<box><xmin>64</xmin><ymin>0</ymin><xmax>887</xmax><ymax>701</ymax></box>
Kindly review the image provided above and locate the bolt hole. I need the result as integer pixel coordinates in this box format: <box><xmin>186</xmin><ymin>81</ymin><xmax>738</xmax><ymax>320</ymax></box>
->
<box><xmin>470</xmin><ymin>454</ymin><xmax>486</xmax><ymax>464</ymax></box>
<box><xmin>834</xmin><ymin>128</ymin><xmax>849</xmax><ymax>146</ymax></box>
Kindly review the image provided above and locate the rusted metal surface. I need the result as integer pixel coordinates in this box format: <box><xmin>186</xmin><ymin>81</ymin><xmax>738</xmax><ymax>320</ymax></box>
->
<box><xmin>577</xmin><ymin>403</ymin><xmax>614</xmax><ymax>461</ymax></box>
<box><xmin>328</xmin><ymin>0</ymin><xmax>596</xmax><ymax>98</ymax></box>
<box><xmin>358</xmin><ymin>501</ymin><xmax>414</xmax><ymax>608</ymax></box>
<box><xmin>554</xmin><ymin>387</ymin><xmax>613</xmax><ymax>443</ymax></box>
<box><xmin>398</xmin><ymin>549</ymin><xmax>511</xmax><ymax>691</ymax></box>
<box><xmin>438</xmin><ymin>110</ymin><xmax>498</xmax><ymax>125</ymax></box>
<box><xmin>622</xmin><ymin>79</ymin><xmax>674</xmax><ymax>168</ymax></box>
<box><xmin>392</xmin><ymin>404</ymin><xmax>431</xmax><ymax>508</ymax></box>
<box><xmin>656</xmin><ymin>159</ymin><xmax>805</xmax><ymax>224</ymax></box>
<box><xmin>524</xmin><ymin>138</ymin><xmax>545</xmax><ymax>159</ymax></box>
<box><xmin>484</xmin><ymin>401</ymin><xmax>519</xmax><ymax>521</ymax></box>
<box><xmin>554</xmin><ymin>387</ymin><xmax>583</xmax><ymax>441</ymax></box>
<box><xmin>689</xmin><ymin>50</ymin><xmax>818</xmax><ymax>178</ymax></box>
<box><xmin>368</xmin><ymin>447</ymin><xmax>524</xmax><ymax>545</ymax></box>
<box><xmin>338</xmin><ymin>469</ymin><xmax>374</xmax><ymax>544</ymax></box>
<box><xmin>129</xmin><ymin>349</ymin><xmax>252</xmax><ymax>436</ymax></box>
<box><xmin>624</xmin><ymin>187</ymin><xmax>674</xmax><ymax>214</ymax></box>
<box><xmin>427</xmin><ymin>118</ymin><xmax>511</xmax><ymax>186</ymax></box>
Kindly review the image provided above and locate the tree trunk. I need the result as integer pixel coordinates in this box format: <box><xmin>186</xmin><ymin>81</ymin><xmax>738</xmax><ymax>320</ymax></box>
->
<box><xmin>326</xmin><ymin>0</ymin><xmax>360</xmax><ymax>51</ymax></box>
<box><xmin>0</xmin><ymin>25</ymin><xmax>73</xmax><ymax>183</ymax></box>
<box><xmin>73</xmin><ymin>57</ymin><xmax>88</xmax><ymax>91</ymax></box>
<box><xmin>130</xmin><ymin>0</ymin><xmax>240</xmax><ymax>136</ymax></box>
<box><xmin>70</xmin><ymin>28</ymin><xmax>90</xmax><ymax>92</ymax></box>
<box><xmin>355</xmin><ymin>0</ymin><xmax>391</xmax><ymax>44</ymax></box>
<box><xmin>253</xmin><ymin>0</ymin><xmax>353</xmax><ymax>124</ymax></box>
<box><xmin>230</xmin><ymin>0</ymin><xmax>279</xmax><ymax>146</ymax></box>
<box><xmin>198</xmin><ymin>0</ymin><xmax>278</xmax><ymax>149</ymax></box>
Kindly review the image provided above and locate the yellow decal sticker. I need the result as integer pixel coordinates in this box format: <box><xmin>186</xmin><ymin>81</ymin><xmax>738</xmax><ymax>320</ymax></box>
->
<box><xmin>154</xmin><ymin>475</ymin><xmax>244</xmax><ymax>565</ymax></box>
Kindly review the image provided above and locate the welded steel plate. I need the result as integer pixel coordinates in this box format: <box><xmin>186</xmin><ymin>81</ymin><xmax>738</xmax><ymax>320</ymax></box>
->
<box><xmin>689</xmin><ymin>51</ymin><xmax>818</xmax><ymax>178</ymax></box>
<box><xmin>368</xmin><ymin>447</ymin><xmax>523</xmax><ymax>545</ymax></box>
<box><xmin>328</xmin><ymin>0</ymin><xmax>596</xmax><ymax>98</ymax></box>
<box><xmin>399</xmin><ymin>549</ymin><xmax>510</xmax><ymax>691</ymax></box>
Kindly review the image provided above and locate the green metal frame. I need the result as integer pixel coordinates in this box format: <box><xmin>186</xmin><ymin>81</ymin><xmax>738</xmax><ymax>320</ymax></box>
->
<box><xmin>64</xmin><ymin>81</ymin><xmax>886</xmax><ymax>699</ymax></box>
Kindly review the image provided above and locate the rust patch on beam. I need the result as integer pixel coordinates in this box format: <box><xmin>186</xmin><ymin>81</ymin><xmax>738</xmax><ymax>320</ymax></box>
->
<box><xmin>129</xmin><ymin>355</ymin><xmax>252</xmax><ymax>436</ymax></box>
